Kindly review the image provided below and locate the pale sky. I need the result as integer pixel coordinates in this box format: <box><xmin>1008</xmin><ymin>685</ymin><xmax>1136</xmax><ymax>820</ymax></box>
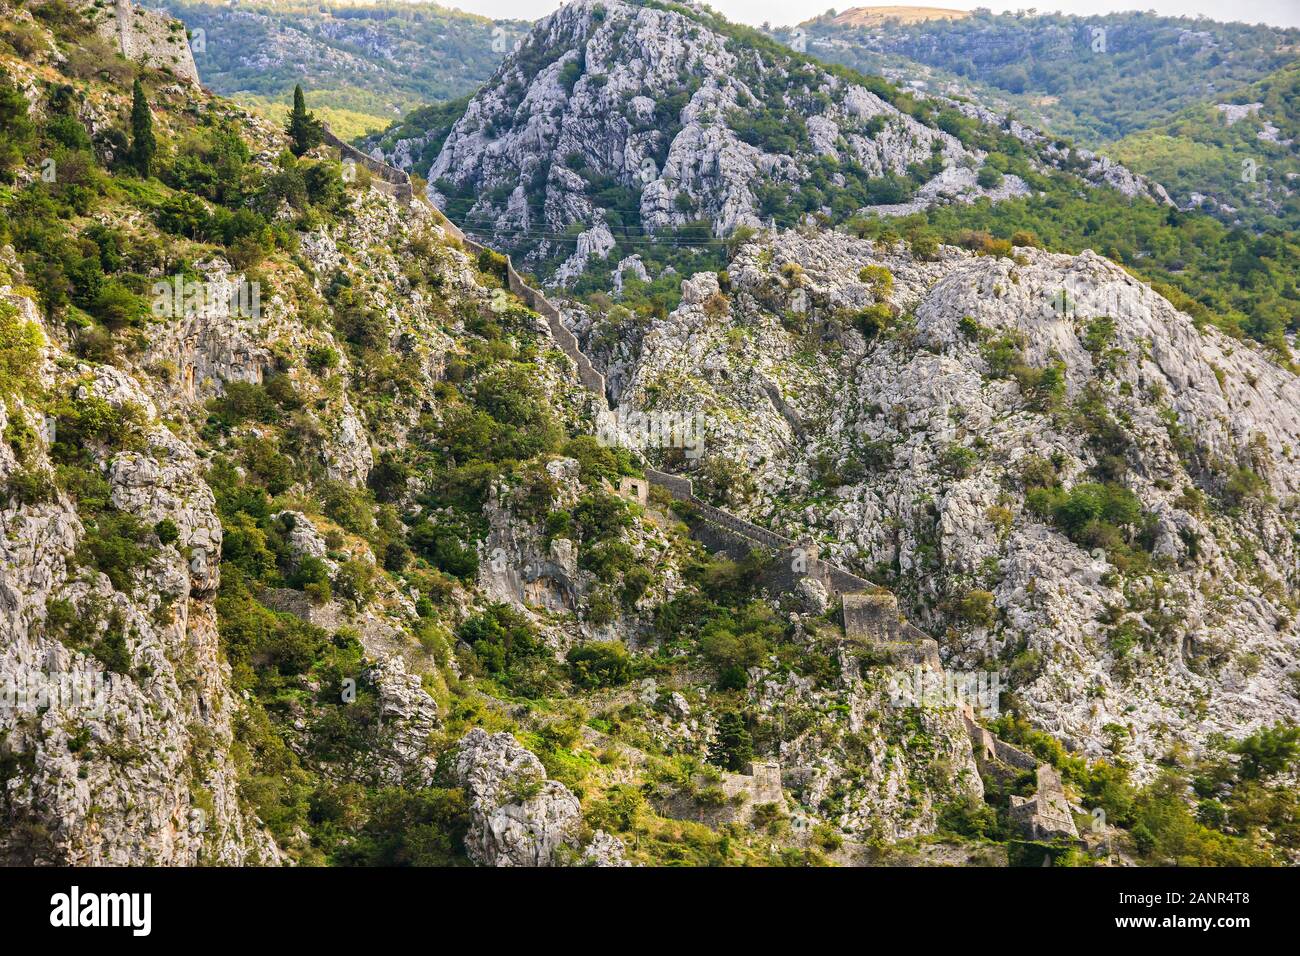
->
<box><xmin>446</xmin><ymin>0</ymin><xmax>1300</xmax><ymax>29</ymax></box>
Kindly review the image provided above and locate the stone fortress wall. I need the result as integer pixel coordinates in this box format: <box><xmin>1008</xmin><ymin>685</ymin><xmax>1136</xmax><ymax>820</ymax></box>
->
<box><xmin>321</xmin><ymin>125</ymin><xmax>414</xmax><ymax>203</ymax></box>
<box><xmin>327</xmin><ymin>136</ymin><xmax>1081</xmax><ymax>847</ymax></box>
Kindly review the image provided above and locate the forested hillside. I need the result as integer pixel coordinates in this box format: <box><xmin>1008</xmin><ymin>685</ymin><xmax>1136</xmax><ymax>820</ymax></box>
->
<box><xmin>1111</xmin><ymin>62</ymin><xmax>1300</xmax><ymax>233</ymax></box>
<box><xmin>798</xmin><ymin>10</ymin><xmax>1299</xmax><ymax>149</ymax></box>
<box><xmin>153</xmin><ymin>0</ymin><xmax>522</xmax><ymax>137</ymax></box>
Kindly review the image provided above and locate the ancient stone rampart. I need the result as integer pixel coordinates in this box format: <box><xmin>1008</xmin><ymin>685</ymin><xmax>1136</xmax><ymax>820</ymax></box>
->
<box><xmin>321</xmin><ymin>125</ymin><xmax>414</xmax><ymax>203</ymax></box>
<box><xmin>433</xmin><ymin>206</ymin><xmax>607</xmax><ymax>398</ymax></box>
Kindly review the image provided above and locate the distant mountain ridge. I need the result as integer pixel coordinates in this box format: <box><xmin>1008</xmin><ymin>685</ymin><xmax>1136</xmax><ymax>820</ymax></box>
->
<box><xmin>153</xmin><ymin>0</ymin><xmax>523</xmax><ymax>137</ymax></box>
<box><xmin>796</xmin><ymin>9</ymin><xmax>1300</xmax><ymax>149</ymax></box>
<box><xmin>828</xmin><ymin>6</ymin><xmax>969</xmax><ymax>28</ymax></box>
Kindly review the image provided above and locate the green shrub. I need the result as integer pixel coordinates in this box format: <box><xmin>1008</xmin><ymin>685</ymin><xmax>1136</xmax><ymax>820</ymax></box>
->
<box><xmin>333</xmin><ymin>559</ymin><xmax>379</xmax><ymax>608</ymax></box>
<box><xmin>476</xmin><ymin>247</ymin><xmax>508</xmax><ymax>280</ymax></box>
<box><xmin>858</xmin><ymin>264</ymin><xmax>894</xmax><ymax>299</ymax></box>
<box><xmin>0</xmin><ymin>301</ymin><xmax>42</xmax><ymax>399</ymax></box>
<box><xmin>458</xmin><ymin>603</ymin><xmax>556</xmax><ymax>695</ymax></box>
<box><xmin>1230</xmin><ymin>722</ymin><xmax>1300</xmax><ymax>781</ymax></box>
<box><xmin>566</xmin><ymin>641</ymin><xmax>632</xmax><ymax>688</ymax></box>
<box><xmin>852</xmin><ymin>303</ymin><xmax>893</xmax><ymax>340</ymax></box>
<box><xmin>938</xmin><ymin>793</ymin><xmax>998</xmax><ymax>838</ymax></box>
<box><xmin>939</xmin><ymin>443</ymin><xmax>978</xmax><ymax>478</ymax></box>
<box><xmin>408</xmin><ymin>520</ymin><xmax>478</xmax><ymax>580</ymax></box>
<box><xmin>951</xmin><ymin>589</ymin><xmax>997</xmax><ymax>628</ymax></box>
<box><xmin>76</xmin><ymin>511</ymin><xmax>152</xmax><ymax>593</ymax></box>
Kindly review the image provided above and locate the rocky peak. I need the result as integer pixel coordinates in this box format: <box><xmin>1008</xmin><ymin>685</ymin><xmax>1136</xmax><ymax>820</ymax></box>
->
<box><xmin>426</xmin><ymin>0</ymin><xmax>998</xmax><ymax>280</ymax></box>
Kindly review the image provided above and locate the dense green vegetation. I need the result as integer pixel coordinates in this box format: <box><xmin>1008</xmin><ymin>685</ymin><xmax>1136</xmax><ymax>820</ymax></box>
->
<box><xmin>1112</xmin><ymin>62</ymin><xmax>1300</xmax><ymax>232</ymax></box>
<box><xmin>803</xmin><ymin>10</ymin><xmax>1300</xmax><ymax>148</ymax></box>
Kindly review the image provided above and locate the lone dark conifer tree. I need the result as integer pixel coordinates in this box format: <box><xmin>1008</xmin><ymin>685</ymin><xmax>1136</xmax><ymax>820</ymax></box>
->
<box><xmin>129</xmin><ymin>78</ymin><xmax>156</xmax><ymax>178</ymax></box>
<box><xmin>285</xmin><ymin>84</ymin><xmax>324</xmax><ymax>157</ymax></box>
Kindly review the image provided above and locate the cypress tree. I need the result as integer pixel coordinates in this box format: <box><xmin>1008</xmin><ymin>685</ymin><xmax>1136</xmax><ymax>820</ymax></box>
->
<box><xmin>129</xmin><ymin>78</ymin><xmax>156</xmax><ymax>178</ymax></box>
<box><xmin>709</xmin><ymin>711</ymin><xmax>754</xmax><ymax>772</ymax></box>
<box><xmin>285</xmin><ymin>84</ymin><xmax>324</xmax><ymax>157</ymax></box>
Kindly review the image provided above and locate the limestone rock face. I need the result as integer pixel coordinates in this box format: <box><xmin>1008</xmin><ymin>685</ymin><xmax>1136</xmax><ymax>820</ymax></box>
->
<box><xmin>420</xmin><ymin>0</ymin><xmax>1164</xmax><ymax>285</ymax></box>
<box><xmin>366</xmin><ymin>656</ymin><xmax>439</xmax><ymax>786</ymax></box>
<box><xmin>581</xmin><ymin>828</ymin><xmax>629</xmax><ymax>866</ymax></box>
<box><xmin>607</xmin><ymin>227</ymin><xmax>1300</xmax><ymax>776</ymax></box>
<box><xmin>452</xmin><ymin>728</ymin><xmax>581</xmax><ymax>867</ymax></box>
<box><xmin>273</xmin><ymin>511</ymin><xmax>335</xmax><ymax>572</ymax></box>
<box><xmin>479</xmin><ymin>460</ymin><xmax>588</xmax><ymax>614</ymax></box>
<box><xmin>477</xmin><ymin>456</ymin><xmax>686</xmax><ymax>643</ymax></box>
<box><xmin>554</xmin><ymin>223</ymin><xmax>616</xmax><ymax>287</ymax></box>
<box><xmin>0</xmin><ymin>118</ymin><xmax>493</xmax><ymax>863</ymax></box>
<box><xmin>0</xmin><ymin>357</ymin><xmax>277</xmax><ymax>865</ymax></box>
<box><xmin>612</xmin><ymin>255</ymin><xmax>650</xmax><ymax>295</ymax></box>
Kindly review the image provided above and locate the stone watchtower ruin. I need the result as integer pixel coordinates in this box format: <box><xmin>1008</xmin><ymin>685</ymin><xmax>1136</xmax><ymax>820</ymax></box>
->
<box><xmin>90</xmin><ymin>1</ymin><xmax>200</xmax><ymax>85</ymax></box>
<box><xmin>1009</xmin><ymin>764</ymin><xmax>1080</xmax><ymax>840</ymax></box>
<box><xmin>841</xmin><ymin>592</ymin><xmax>941</xmax><ymax>666</ymax></box>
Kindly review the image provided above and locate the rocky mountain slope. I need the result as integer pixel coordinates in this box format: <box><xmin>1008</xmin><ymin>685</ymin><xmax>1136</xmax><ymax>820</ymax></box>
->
<box><xmin>588</xmin><ymin>226</ymin><xmax>1300</xmax><ymax>779</ymax></box>
<box><xmin>411</xmin><ymin>0</ymin><xmax>1164</xmax><ymax>287</ymax></box>
<box><xmin>0</xmin><ymin>0</ymin><xmax>654</xmax><ymax>865</ymax></box>
<box><xmin>3</xmin><ymin>0</ymin><xmax>1296</xmax><ymax>869</ymax></box>
<box><xmin>0</xmin><ymin>0</ymin><xmax>1030</xmax><ymax>867</ymax></box>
